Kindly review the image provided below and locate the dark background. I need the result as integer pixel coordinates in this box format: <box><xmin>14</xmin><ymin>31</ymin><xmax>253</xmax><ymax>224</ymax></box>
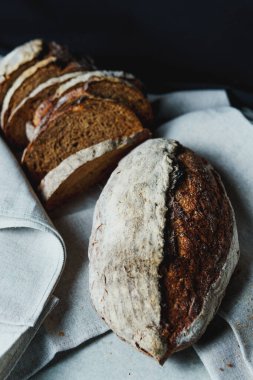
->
<box><xmin>1</xmin><ymin>0</ymin><xmax>253</xmax><ymax>94</ymax></box>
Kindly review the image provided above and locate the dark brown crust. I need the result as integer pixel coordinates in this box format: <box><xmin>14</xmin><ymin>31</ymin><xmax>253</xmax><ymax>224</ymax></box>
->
<box><xmin>159</xmin><ymin>147</ymin><xmax>234</xmax><ymax>358</ymax></box>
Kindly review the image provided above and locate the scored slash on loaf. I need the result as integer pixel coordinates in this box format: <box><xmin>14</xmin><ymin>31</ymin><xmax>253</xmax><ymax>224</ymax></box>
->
<box><xmin>88</xmin><ymin>138</ymin><xmax>239</xmax><ymax>363</ymax></box>
<box><xmin>0</xmin><ymin>39</ymin><xmax>153</xmax><ymax>208</ymax></box>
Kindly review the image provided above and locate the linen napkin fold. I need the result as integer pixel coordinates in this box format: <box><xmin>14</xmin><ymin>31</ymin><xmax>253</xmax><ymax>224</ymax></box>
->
<box><xmin>9</xmin><ymin>207</ymin><xmax>108</xmax><ymax>380</ymax></box>
<box><xmin>195</xmin><ymin>316</ymin><xmax>253</xmax><ymax>380</ymax></box>
<box><xmin>0</xmin><ymin>137</ymin><xmax>66</xmax><ymax>379</ymax></box>
<box><xmin>0</xmin><ymin>296</ymin><xmax>59</xmax><ymax>380</ymax></box>
<box><xmin>150</xmin><ymin>89</ymin><xmax>230</xmax><ymax>121</ymax></box>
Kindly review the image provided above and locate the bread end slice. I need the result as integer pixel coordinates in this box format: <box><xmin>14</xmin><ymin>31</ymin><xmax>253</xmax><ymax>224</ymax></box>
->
<box><xmin>39</xmin><ymin>130</ymin><xmax>151</xmax><ymax>210</ymax></box>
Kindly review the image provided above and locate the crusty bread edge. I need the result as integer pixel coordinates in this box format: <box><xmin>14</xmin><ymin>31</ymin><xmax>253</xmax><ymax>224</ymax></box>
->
<box><xmin>54</xmin><ymin>70</ymin><xmax>135</xmax><ymax>98</ymax></box>
<box><xmin>1</xmin><ymin>55</ymin><xmax>57</xmax><ymax>128</ymax></box>
<box><xmin>39</xmin><ymin>130</ymin><xmax>151</xmax><ymax>202</ymax></box>
<box><xmin>175</xmin><ymin>197</ymin><xmax>239</xmax><ymax>349</ymax></box>
<box><xmin>0</xmin><ymin>39</ymin><xmax>43</xmax><ymax>82</ymax></box>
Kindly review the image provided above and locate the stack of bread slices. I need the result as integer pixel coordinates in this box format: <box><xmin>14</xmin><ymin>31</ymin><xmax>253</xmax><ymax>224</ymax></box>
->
<box><xmin>0</xmin><ymin>39</ymin><xmax>152</xmax><ymax>209</ymax></box>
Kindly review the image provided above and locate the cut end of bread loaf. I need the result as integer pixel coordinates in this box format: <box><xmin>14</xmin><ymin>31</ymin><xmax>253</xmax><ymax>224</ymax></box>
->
<box><xmin>22</xmin><ymin>96</ymin><xmax>150</xmax><ymax>183</ymax></box>
<box><xmin>4</xmin><ymin>69</ymin><xmax>152</xmax><ymax>148</ymax></box>
<box><xmin>39</xmin><ymin>131</ymin><xmax>150</xmax><ymax>209</ymax></box>
<box><xmin>27</xmin><ymin>72</ymin><xmax>153</xmax><ymax>143</ymax></box>
<box><xmin>88</xmin><ymin>138</ymin><xmax>239</xmax><ymax>363</ymax></box>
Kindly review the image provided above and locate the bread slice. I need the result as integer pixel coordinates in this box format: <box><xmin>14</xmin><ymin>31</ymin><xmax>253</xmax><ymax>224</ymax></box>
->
<box><xmin>22</xmin><ymin>96</ymin><xmax>151</xmax><ymax>183</ymax></box>
<box><xmin>5</xmin><ymin>71</ymin><xmax>85</xmax><ymax>148</ymax></box>
<box><xmin>52</xmin><ymin>70</ymin><xmax>143</xmax><ymax>95</ymax></box>
<box><xmin>0</xmin><ymin>39</ymin><xmax>44</xmax><ymax>106</ymax></box>
<box><xmin>65</xmin><ymin>76</ymin><xmax>153</xmax><ymax>126</ymax></box>
<box><xmin>39</xmin><ymin>131</ymin><xmax>150</xmax><ymax>209</ymax></box>
<box><xmin>27</xmin><ymin>71</ymin><xmax>153</xmax><ymax>141</ymax></box>
<box><xmin>1</xmin><ymin>43</ymin><xmax>81</xmax><ymax>131</ymax></box>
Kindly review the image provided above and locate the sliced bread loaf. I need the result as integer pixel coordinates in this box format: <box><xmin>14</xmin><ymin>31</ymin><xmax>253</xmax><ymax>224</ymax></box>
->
<box><xmin>57</xmin><ymin>75</ymin><xmax>153</xmax><ymax>126</ymax></box>
<box><xmin>39</xmin><ymin>131</ymin><xmax>150</xmax><ymax>209</ymax></box>
<box><xmin>27</xmin><ymin>71</ymin><xmax>153</xmax><ymax>141</ymax></box>
<box><xmin>22</xmin><ymin>96</ymin><xmax>151</xmax><ymax>183</ymax></box>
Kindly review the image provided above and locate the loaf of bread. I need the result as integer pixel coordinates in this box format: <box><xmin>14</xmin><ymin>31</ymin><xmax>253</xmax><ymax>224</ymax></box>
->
<box><xmin>26</xmin><ymin>70</ymin><xmax>153</xmax><ymax>142</ymax></box>
<box><xmin>89</xmin><ymin>138</ymin><xmax>239</xmax><ymax>363</ymax></box>
<box><xmin>0</xmin><ymin>39</ymin><xmax>153</xmax><ymax>208</ymax></box>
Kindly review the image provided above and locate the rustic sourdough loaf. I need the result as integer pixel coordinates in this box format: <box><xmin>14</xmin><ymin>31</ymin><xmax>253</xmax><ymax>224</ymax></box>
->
<box><xmin>89</xmin><ymin>138</ymin><xmax>239</xmax><ymax>363</ymax></box>
<box><xmin>22</xmin><ymin>95</ymin><xmax>151</xmax><ymax>183</ymax></box>
<box><xmin>39</xmin><ymin>131</ymin><xmax>150</xmax><ymax>209</ymax></box>
<box><xmin>0</xmin><ymin>39</ymin><xmax>44</xmax><ymax>107</ymax></box>
<box><xmin>0</xmin><ymin>42</ymin><xmax>82</xmax><ymax>132</ymax></box>
<box><xmin>5</xmin><ymin>71</ymin><xmax>85</xmax><ymax>148</ymax></box>
<box><xmin>27</xmin><ymin>71</ymin><xmax>153</xmax><ymax>142</ymax></box>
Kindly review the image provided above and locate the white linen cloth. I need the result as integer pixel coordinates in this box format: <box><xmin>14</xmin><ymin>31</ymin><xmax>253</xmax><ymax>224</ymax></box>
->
<box><xmin>0</xmin><ymin>138</ymin><xmax>65</xmax><ymax>379</ymax></box>
<box><xmin>0</xmin><ymin>88</ymin><xmax>252</xmax><ymax>379</ymax></box>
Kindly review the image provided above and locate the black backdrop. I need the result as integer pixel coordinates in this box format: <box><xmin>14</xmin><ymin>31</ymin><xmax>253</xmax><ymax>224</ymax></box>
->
<box><xmin>1</xmin><ymin>0</ymin><xmax>253</xmax><ymax>93</ymax></box>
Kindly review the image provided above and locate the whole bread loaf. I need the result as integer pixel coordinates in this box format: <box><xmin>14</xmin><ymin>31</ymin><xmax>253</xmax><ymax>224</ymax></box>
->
<box><xmin>89</xmin><ymin>138</ymin><xmax>239</xmax><ymax>363</ymax></box>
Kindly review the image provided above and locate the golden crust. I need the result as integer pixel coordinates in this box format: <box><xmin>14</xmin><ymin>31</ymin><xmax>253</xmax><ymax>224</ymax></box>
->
<box><xmin>159</xmin><ymin>148</ymin><xmax>234</xmax><ymax>355</ymax></box>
